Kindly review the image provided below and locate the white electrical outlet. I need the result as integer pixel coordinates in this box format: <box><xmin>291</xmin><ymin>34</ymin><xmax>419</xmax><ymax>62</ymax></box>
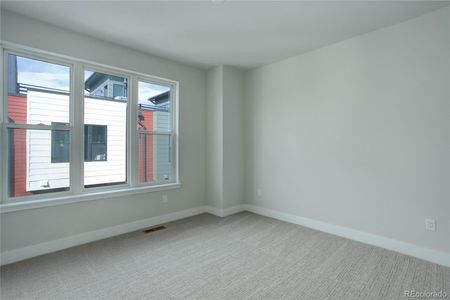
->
<box><xmin>162</xmin><ymin>195</ymin><xmax>168</xmax><ymax>203</ymax></box>
<box><xmin>425</xmin><ymin>218</ymin><xmax>436</xmax><ymax>232</ymax></box>
<box><xmin>256</xmin><ymin>188</ymin><xmax>262</xmax><ymax>197</ymax></box>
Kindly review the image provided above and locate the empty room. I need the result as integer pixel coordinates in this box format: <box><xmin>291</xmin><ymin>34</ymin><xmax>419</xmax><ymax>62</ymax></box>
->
<box><xmin>0</xmin><ymin>1</ymin><xmax>449</xmax><ymax>299</ymax></box>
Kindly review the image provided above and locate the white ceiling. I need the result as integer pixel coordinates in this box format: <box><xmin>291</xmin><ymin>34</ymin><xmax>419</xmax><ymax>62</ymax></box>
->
<box><xmin>1</xmin><ymin>1</ymin><xmax>449</xmax><ymax>69</ymax></box>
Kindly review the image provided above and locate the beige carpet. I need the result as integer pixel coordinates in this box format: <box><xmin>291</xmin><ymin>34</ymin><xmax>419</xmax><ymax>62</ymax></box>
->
<box><xmin>1</xmin><ymin>212</ymin><xmax>449</xmax><ymax>300</ymax></box>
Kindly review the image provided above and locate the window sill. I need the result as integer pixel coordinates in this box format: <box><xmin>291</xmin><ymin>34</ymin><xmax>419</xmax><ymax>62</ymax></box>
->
<box><xmin>0</xmin><ymin>183</ymin><xmax>182</xmax><ymax>213</ymax></box>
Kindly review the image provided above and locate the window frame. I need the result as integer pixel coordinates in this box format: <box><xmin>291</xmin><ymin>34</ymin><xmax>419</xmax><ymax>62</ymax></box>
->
<box><xmin>0</xmin><ymin>43</ymin><xmax>180</xmax><ymax>211</ymax></box>
<box><xmin>2</xmin><ymin>49</ymin><xmax>74</xmax><ymax>201</ymax></box>
<box><xmin>80</xmin><ymin>65</ymin><xmax>131</xmax><ymax>193</ymax></box>
<box><xmin>136</xmin><ymin>77</ymin><xmax>177</xmax><ymax>186</ymax></box>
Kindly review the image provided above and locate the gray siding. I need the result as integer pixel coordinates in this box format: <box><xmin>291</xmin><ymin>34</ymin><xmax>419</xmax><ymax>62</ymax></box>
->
<box><xmin>153</xmin><ymin>111</ymin><xmax>171</xmax><ymax>182</ymax></box>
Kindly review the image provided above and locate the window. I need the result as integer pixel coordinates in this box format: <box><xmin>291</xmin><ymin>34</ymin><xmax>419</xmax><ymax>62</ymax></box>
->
<box><xmin>137</xmin><ymin>81</ymin><xmax>173</xmax><ymax>184</ymax></box>
<box><xmin>113</xmin><ymin>84</ymin><xmax>125</xmax><ymax>98</ymax></box>
<box><xmin>2</xmin><ymin>46</ymin><xmax>178</xmax><ymax>206</ymax></box>
<box><xmin>50</xmin><ymin>123</ymin><xmax>107</xmax><ymax>163</ymax></box>
<box><xmin>51</xmin><ymin>122</ymin><xmax>70</xmax><ymax>163</ymax></box>
<box><xmin>84</xmin><ymin>125</ymin><xmax>107</xmax><ymax>162</ymax></box>
<box><xmin>52</xmin><ymin>122</ymin><xmax>107</xmax><ymax>163</ymax></box>
<box><xmin>5</xmin><ymin>53</ymin><xmax>71</xmax><ymax>197</ymax></box>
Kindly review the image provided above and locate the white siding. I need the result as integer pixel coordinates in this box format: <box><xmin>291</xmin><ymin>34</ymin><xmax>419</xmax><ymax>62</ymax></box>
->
<box><xmin>27</xmin><ymin>91</ymin><xmax>70</xmax><ymax>191</ymax></box>
<box><xmin>26</xmin><ymin>91</ymin><xmax>127</xmax><ymax>191</ymax></box>
<box><xmin>84</xmin><ymin>97</ymin><xmax>127</xmax><ymax>186</ymax></box>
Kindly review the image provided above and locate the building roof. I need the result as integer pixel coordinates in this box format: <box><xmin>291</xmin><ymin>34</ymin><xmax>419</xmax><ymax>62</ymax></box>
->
<box><xmin>85</xmin><ymin>73</ymin><xmax>126</xmax><ymax>92</ymax></box>
<box><xmin>148</xmin><ymin>91</ymin><xmax>170</xmax><ymax>105</ymax></box>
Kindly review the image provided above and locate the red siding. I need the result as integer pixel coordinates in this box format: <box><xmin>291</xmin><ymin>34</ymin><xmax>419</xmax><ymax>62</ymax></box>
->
<box><xmin>7</xmin><ymin>95</ymin><xmax>31</xmax><ymax>197</ymax></box>
<box><xmin>138</xmin><ymin>110</ymin><xmax>154</xmax><ymax>182</ymax></box>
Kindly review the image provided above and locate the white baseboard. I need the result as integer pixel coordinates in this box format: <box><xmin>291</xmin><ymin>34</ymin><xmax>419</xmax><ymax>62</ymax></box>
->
<box><xmin>0</xmin><ymin>206</ymin><xmax>209</xmax><ymax>266</ymax></box>
<box><xmin>243</xmin><ymin>204</ymin><xmax>450</xmax><ymax>267</ymax></box>
<box><xmin>3</xmin><ymin>203</ymin><xmax>449</xmax><ymax>268</ymax></box>
<box><xmin>205</xmin><ymin>205</ymin><xmax>245</xmax><ymax>217</ymax></box>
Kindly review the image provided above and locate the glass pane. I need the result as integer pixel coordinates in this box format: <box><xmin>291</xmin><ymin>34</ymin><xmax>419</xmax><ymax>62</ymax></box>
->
<box><xmin>7</xmin><ymin>54</ymin><xmax>70</xmax><ymax>125</ymax></box>
<box><xmin>84</xmin><ymin>70</ymin><xmax>127</xmax><ymax>188</ymax></box>
<box><xmin>138</xmin><ymin>133</ymin><xmax>172</xmax><ymax>184</ymax></box>
<box><xmin>137</xmin><ymin>81</ymin><xmax>171</xmax><ymax>131</ymax></box>
<box><xmin>7</xmin><ymin>128</ymin><xmax>70</xmax><ymax>197</ymax></box>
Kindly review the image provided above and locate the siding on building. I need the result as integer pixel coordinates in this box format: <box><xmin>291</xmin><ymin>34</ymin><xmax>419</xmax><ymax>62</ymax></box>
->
<box><xmin>84</xmin><ymin>98</ymin><xmax>127</xmax><ymax>186</ymax></box>
<box><xmin>27</xmin><ymin>91</ymin><xmax>70</xmax><ymax>191</ymax></box>
<box><xmin>138</xmin><ymin>110</ymin><xmax>154</xmax><ymax>183</ymax></box>
<box><xmin>26</xmin><ymin>91</ymin><xmax>127</xmax><ymax>191</ymax></box>
<box><xmin>7</xmin><ymin>95</ymin><xmax>31</xmax><ymax>197</ymax></box>
<box><xmin>9</xmin><ymin>90</ymin><xmax>170</xmax><ymax>194</ymax></box>
<box><xmin>153</xmin><ymin>111</ymin><xmax>172</xmax><ymax>182</ymax></box>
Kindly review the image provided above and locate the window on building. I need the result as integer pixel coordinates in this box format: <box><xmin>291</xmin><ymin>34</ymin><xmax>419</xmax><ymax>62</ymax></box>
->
<box><xmin>113</xmin><ymin>84</ymin><xmax>125</xmax><ymax>98</ymax></box>
<box><xmin>50</xmin><ymin>123</ymin><xmax>107</xmax><ymax>163</ymax></box>
<box><xmin>51</xmin><ymin>122</ymin><xmax>70</xmax><ymax>163</ymax></box>
<box><xmin>84</xmin><ymin>125</ymin><xmax>107</xmax><ymax>162</ymax></box>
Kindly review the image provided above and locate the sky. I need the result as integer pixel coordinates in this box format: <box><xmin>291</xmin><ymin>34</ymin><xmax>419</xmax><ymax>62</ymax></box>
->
<box><xmin>15</xmin><ymin>55</ymin><xmax>169</xmax><ymax>102</ymax></box>
<box><xmin>138</xmin><ymin>81</ymin><xmax>170</xmax><ymax>104</ymax></box>
<box><xmin>17</xmin><ymin>56</ymin><xmax>70</xmax><ymax>91</ymax></box>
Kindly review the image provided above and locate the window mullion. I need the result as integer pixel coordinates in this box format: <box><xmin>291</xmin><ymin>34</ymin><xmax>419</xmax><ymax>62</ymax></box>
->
<box><xmin>172</xmin><ymin>83</ymin><xmax>179</xmax><ymax>184</ymax></box>
<box><xmin>71</xmin><ymin>63</ymin><xmax>84</xmax><ymax>194</ymax></box>
<box><xmin>1</xmin><ymin>48</ymin><xmax>5</xmax><ymax>203</ymax></box>
<box><xmin>4</xmin><ymin>123</ymin><xmax>70</xmax><ymax>130</ymax></box>
<box><xmin>129</xmin><ymin>76</ymin><xmax>138</xmax><ymax>187</ymax></box>
<box><xmin>138</xmin><ymin>130</ymin><xmax>173</xmax><ymax>135</ymax></box>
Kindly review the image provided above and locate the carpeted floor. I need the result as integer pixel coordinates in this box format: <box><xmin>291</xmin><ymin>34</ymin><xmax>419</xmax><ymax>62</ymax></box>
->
<box><xmin>1</xmin><ymin>212</ymin><xmax>449</xmax><ymax>300</ymax></box>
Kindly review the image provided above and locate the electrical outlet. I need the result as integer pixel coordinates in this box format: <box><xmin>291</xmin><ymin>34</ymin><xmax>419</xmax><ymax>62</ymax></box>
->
<box><xmin>425</xmin><ymin>218</ymin><xmax>436</xmax><ymax>232</ymax></box>
<box><xmin>256</xmin><ymin>188</ymin><xmax>262</xmax><ymax>198</ymax></box>
<box><xmin>162</xmin><ymin>195</ymin><xmax>168</xmax><ymax>203</ymax></box>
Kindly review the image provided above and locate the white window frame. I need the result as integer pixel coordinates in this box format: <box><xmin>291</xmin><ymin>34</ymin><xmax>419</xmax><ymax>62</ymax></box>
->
<box><xmin>0</xmin><ymin>42</ymin><xmax>180</xmax><ymax>213</ymax></box>
<box><xmin>135</xmin><ymin>77</ymin><xmax>177</xmax><ymax>187</ymax></box>
<box><xmin>80</xmin><ymin>64</ymin><xmax>131</xmax><ymax>193</ymax></box>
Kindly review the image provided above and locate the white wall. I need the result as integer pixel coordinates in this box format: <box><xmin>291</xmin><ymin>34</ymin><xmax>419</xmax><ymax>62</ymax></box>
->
<box><xmin>206</xmin><ymin>65</ymin><xmax>244</xmax><ymax>211</ymax></box>
<box><xmin>206</xmin><ymin>66</ymin><xmax>224</xmax><ymax>209</ymax></box>
<box><xmin>1</xmin><ymin>10</ymin><xmax>207</xmax><ymax>253</ymax></box>
<box><xmin>222</xmin><ymin>66</ymin><xmax>244</xmax><ymax>209</ymax></box>
<box><xmin>244</xmin><ymin>7</ymin><xmax>450</xmax><ymax>254</ymax></box>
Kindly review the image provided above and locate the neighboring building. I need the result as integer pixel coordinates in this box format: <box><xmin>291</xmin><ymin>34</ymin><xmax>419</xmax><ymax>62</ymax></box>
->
<box><xmin>7</xmin><ymin>55</ymin><xmax>171</xmax><ymax>197</ymax></box>
<box><xmin>138</xmin><ymin>91</ymin><xmax>171</xmax><ymax>183</ymax></box>
<box><xmin>85</xmin><ymin>72</ymin><xmax>127</xmax><ymax>99</ymax></box>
